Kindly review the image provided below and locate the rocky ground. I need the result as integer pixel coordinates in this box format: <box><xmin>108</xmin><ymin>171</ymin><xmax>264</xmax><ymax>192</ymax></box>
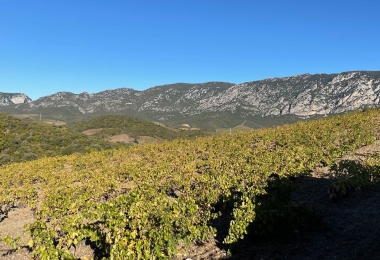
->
<box><xmin>0</xmin><ymin>207</ymin><xmax>34</xmax><ymax>260</ymax></box>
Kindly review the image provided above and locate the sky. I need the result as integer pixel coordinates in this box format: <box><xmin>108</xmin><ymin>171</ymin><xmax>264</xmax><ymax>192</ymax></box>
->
<box><xmin>1</xmin><ymin>0</ymin><xmax>379</xmax><ymax>100</ymax></box>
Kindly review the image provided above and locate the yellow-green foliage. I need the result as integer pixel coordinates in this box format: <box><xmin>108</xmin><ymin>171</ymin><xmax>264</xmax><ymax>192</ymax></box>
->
<box><xmin>329</xmin><ymin>153</ymin><xmax>380</xmax><ymax>200</ymax></box>
<box><xmin>0</xmin><ymin>109</ymin><xmax>379</xmax><ymax>259</ymax></box>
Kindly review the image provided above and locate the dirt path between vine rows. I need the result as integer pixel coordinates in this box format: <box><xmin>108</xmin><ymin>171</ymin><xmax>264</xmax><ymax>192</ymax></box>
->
<box><xmin>0</xmin><ymin>207</ymin><xmax>34</xmax><ymax>260</ymax></box>
<box><xmin>1</xmin><ymin>141</ymin><xmax>380</xmax><ymax>259</ymax></box>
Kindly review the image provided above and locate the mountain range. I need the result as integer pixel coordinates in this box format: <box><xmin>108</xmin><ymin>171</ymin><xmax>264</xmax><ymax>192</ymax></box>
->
<box><xmin>1</xmin><ymin>71</ymin><xmax>379</xmax><ymax>128</ymax></box>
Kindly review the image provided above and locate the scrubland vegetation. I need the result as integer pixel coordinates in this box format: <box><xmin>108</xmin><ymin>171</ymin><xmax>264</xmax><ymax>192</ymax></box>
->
<box><xmin>67</xmin><ymin>115</ymin><xmax>206</xmax><ymax>141</ymax></box>
<box><xmin>0</xmin><ymin>114</ymin><xmax>121</xmax><ymax>166</ymax></box>
<box><xmin>0</xmin><ymin>114</ymin><xmax>205</xmax><ymax>167</ymax></box>
<box><xmin>1</xmin><ymin>109</ymin><xmax>380</xmax><ymax>259</ymax></box>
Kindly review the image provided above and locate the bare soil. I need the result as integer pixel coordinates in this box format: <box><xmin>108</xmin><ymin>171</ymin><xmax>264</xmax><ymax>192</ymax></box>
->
<box><xmin>106</xmin><ymin>134</ymin><xmax>136</xmax><ymax>144</ymax></box>
<box><xmin>82</xmin><ymin>128</ymin><xmax>104</xmax><ymax>136</ymax></box>
<box><xmin>0</xmin><ymin>207</ymin><xmax>34</xmax><ymax>260</ymax></box>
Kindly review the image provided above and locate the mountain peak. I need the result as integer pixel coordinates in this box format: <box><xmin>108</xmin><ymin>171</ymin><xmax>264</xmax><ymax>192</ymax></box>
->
<box><xmin>0</xmin><ymin>92</ymin><xmax>32</xmax><ymax>106</ymax></box>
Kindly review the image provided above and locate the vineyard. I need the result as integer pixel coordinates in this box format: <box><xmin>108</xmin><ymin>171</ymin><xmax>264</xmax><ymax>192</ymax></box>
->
<box><xmin>1</xmin><ymin>109</ymin><xmax>380</xmax><ymax>259</ymax></box>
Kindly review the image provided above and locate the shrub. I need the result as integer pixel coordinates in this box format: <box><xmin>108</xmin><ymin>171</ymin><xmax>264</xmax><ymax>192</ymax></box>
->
<box><xmin>0</xmin><ymin>154</ymin><xmax>13</xmax><ymax>165</ymax></box>
<box><xmin>22</xmin><ymin>153</ymin><xmax>39</xmax><ymax>161</ymax></box>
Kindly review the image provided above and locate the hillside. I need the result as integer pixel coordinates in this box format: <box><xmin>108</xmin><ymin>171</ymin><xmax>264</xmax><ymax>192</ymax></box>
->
<box><xmin>1</xmin><ymin>109</ymin><xmax>380</xmax><ymax>259</ymax></box>
<box><xmin>1</xmin><ymin>71</ymin><xmax>380</xmax><ymax>128</ymax></box>
<box><xmin>67</xmin><ymin>115</ymin><xmax>206</xmax><ymax>144</ymax></box>
<box><xmin>0</xmin><ymin>113</ymin><xmax>122</xmax><ymax>166</ymax></box>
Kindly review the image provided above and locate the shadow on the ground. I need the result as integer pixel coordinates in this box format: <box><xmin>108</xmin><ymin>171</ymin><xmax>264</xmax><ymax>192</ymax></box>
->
<box><xmin>208</xmin><ymin>162</ymin><xmax>380</xmax><ymax>260</ymax></box>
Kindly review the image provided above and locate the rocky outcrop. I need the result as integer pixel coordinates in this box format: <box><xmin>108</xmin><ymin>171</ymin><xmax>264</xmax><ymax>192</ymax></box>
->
<box><xmin>184</xmin><ymin>71</ymin><xmax>380</xmax><ymax>117</ymax></box>
<box><xmin>0</xmin><ymin>93</ymin><xmax>31</xmax><ymax>106</ymax></box>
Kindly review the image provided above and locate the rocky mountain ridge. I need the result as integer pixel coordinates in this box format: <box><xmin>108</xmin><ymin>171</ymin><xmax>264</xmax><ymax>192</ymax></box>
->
<box><xmin>0</xmin><ymin>93</ymin><xmax>31</xmax><ymax>106</ymax></box>
<box><xmin>1</xmin><ymin>71</ymin><xmax>380</xmax><ymax>126</ymax></box>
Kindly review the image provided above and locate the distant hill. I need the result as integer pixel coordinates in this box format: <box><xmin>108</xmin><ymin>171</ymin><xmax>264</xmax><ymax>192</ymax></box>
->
<box><xmin>67</xmin><ymin>115</ymin><xmax>206</xmax><ymax>144</ymax></box>
<box><xmin>0</xmin><ymin>113</ymin><xmax>121</xmax><ymax>166</ymax></box>
<box><xmin>2</xmin><ymin>71</ymin><xmax>380</xmax><ymax>128</ymax></box>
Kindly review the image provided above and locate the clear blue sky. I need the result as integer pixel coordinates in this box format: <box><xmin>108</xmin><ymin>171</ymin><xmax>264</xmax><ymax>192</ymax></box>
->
<box><xmin>1</xmin><ymin>0</ymin><xmax>379</xmax><ymax>100</ymax></box>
